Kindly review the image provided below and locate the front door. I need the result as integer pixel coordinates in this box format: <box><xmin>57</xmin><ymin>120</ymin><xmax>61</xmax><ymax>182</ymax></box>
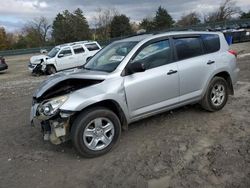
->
<box><xmin>56</xmin><ymin>47</ymin><xmax>75</xmax><ymax>70</ymax></box>
<box><xmin>124</xmin><ymin>39</ymin><xmax>180</xmax><ymax>118</ymax></box>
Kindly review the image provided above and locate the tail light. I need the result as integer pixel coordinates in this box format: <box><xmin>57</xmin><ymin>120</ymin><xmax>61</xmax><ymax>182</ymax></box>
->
<box><xmin>228</xmin><ymin>50</ymin><xmax>237</xmax><ymax>58</ymax></box>
<box><xmin>0</xmin><ymin>57</ymin><xmax>6</xmax><ymax>64</ymax></box>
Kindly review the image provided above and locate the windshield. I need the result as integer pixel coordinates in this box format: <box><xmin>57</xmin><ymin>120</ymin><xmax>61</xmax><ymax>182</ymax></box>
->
<box><xmin>48</xmin><ymin>47</ymin><xmax>60</xmax><ymax>58</ymax></box>
<box><xmin>84</xmin><ymin>41</ymin><xmax>138</xmax><ymax>72</ymax></box>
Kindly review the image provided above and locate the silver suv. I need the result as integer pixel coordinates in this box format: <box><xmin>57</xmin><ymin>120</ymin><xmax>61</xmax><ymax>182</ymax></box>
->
<box><xmin>31</xmin><ymin>31</ymin><xmax>239</xmax><ymax>157</ymax></box>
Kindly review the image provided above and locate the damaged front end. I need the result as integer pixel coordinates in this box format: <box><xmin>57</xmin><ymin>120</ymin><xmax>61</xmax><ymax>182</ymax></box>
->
<box><xmin>29</xmin><ymin>61</ymin><xmax>45</xmax><ymax>75</ymax></box>
<box><xmin>28</xmin><ymin>55</ymin><xmax>49</xmax><ymax>75</ymax></box>
<box><xmin>31</xmin><ymin>75</ymin><xmax>104</xmax><ymax>145</ymax></box>
<box><xmin>31</xmin><ymin>95</ymin><xmax>73</xmax><ymax>144</ymax></box>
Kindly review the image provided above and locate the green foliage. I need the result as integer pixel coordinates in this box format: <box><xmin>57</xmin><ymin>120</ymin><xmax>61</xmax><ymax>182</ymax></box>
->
<box><xmin>140</xmin><ymin>18</ymin><xmax>155</xmax><ymax>32</ymax></box>
<box><xmin>24</xmin><ymin>27</ymin><xmax>43</xmax><ymax>48</ymax></box>
<box><xmin>140</xmin><ymin>6</ymin><xmax>174</xmax><ymax>32</ymax></box>
<box><xmin>0</xmin><ymin>27</ymin><xmax>8</xmax><ymax>50</ymax></box>
<box><xmin>154</xmin><ymin>6</ymin><xmax>174</xmax><ymax>30</ymax></box>
<box><xmin>110</xmin><ymin>14</ymin><xmax>133</xmax><ymax>38</ymax></box>
<box><xmin>52</xmin><ymin>8</ymin><xmax>90</xmax><ymax>44</ymax></box>
<box><xmin>241</xmin><ymin>11</ymin><xmax>250</xmax><ymax>19</ymax></box>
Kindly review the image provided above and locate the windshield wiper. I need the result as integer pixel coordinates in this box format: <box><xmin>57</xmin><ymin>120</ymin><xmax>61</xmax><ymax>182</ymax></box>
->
<box><xmin>83</xmin><ymin>67</ymin><xmax>93</xmax><ymax>71</ymax></box>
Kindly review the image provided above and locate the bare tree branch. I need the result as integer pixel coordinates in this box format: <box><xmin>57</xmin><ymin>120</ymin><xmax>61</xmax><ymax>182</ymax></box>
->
<box><xmin>204</xmin><ymin>0</ymin><xmax>241</xmax><ymax>23</ymax></box>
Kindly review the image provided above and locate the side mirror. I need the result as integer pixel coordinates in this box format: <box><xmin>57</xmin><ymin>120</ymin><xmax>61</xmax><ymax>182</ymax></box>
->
<box><xmin>58</xmin><ymin>54</ymin><xmax>64</xmax><ymax>58</ymax></box>
<box><xmin>127</xmin><ymin>61</ymin><xmax>146</xmax><ymax>74</ymax></box>
<box><xmin>86</xmin><ymin>56</ymin><xmax>93</xmax><ymax>62</ymax></box>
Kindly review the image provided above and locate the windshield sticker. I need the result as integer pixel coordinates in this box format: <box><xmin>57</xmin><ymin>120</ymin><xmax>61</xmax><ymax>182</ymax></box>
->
<box><xmin>109</xmin><ymin>55</ymin><xmax>125</xmax><ymax>61</ymax></box>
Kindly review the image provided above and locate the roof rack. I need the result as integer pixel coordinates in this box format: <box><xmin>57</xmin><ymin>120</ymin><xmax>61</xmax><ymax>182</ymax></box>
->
<box><xmin>58</xmin><ymin>40</ymin><xmax>94</xmax><ymax>47</ymax></box>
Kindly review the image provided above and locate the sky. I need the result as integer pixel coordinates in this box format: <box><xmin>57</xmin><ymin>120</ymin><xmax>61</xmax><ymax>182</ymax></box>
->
<box><xmin>0</xmin><ymin>0</ymin><xmax>250</xmax><ymax>32</ymax></box>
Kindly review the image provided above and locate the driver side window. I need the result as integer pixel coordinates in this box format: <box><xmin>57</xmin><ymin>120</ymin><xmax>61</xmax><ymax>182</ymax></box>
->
<box><xmin>59</xmin><ymin>47</ymin><xmax>72</xmax><ymax>57</ymax></box>
<box><xmin>133</xmin><ymin>40</ymin><xmax>172</xmax><ymax>70</ymax></box>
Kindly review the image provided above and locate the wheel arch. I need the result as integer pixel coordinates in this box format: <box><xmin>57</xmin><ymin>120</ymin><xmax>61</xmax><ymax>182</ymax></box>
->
<box><xmin>46</xmin><ymin>64</ymin><xmax>57</xmax><ymax>71</ymax></box>
<box><xmin>70</xmin><ymin>99</ymin><xmax>128</xmax><ymax>132</ymax></box>
<box><xmin>45</xmin><ymin>64</ymin><xmax>57</xmax><ymax>74</ymax></box>
<box><xmin>213</xmin><ymin>71</ymin><xmax>234</xmax><ymax>95</ymax></box>
<box><xmin>203</xmin><ymin>70</ymin><xmax>234</xmax><ymax>97</ymax></box>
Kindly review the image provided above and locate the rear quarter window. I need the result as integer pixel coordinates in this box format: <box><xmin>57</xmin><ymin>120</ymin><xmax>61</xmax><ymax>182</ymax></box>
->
<box><xmin>201</xmin><ymin>34</ymin><xmax>220</xmax><ymax>54</ymax></box>
<box><xmin>173</xmin><ymin>37</ymin><xmax>203</xmax><ymax>60</ymax></box>
<box><xmin>73</xmin><ymin>45</ymin><xmax>85</xmax><ymax>54</ymax></box>
<box><xmin>85</xmin><ymin>43</ymin><xmax>100</xmax><ymax>51</ymax></box>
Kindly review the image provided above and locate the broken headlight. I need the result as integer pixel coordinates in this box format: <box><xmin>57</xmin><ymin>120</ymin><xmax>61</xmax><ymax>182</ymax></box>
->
<box><xmin>39</xmin><ymin>96</ymin><xmax>68</xmax><ymax>116</ymax></box>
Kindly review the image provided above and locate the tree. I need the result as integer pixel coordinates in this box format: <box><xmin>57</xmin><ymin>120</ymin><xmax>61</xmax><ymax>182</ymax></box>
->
<box><xmin>140</xmin><ymin>18</ymin><xmax>155</xmax><ymax>32</ymax></box>
<box><xmin>18</xmin><ymin>16</ymin><xmax>51</xmax><ymax>48</ymax></box>
<box><xmin>94</xmin><ymin>8</ymin><xmax>119</xmax><ymax>40</ymax></box>
<box><xmin>204</xmin><ymin>0</ymin><xmax>241</xmax><ymax>22</ymax></box>
<box><xmin>0</xmin><ymin>27</ymin><xmax>8</xmax><ymax>50</ymax></box>
<box><xmin>52</xmin><ymin>13</ymin><xmax>67</xmax><ymax>44</ymax></box>
<box><xmin>71</xmin><ymin>8</ymin><xmax>90</xmax><ymax>40</ymax></box>
<box><xmin>177</xmin><ymin>12</ymin><xmax>201</xmax><ymax>27</ymax></box>
<box><xmin>110</xmin><ymin>14</ymin><xmax>133</xmax><ymax>38</ymax></box>
<box><xmin>240</xmin><ymin>11</ymin><xmax>250</xmax><ymax>19</ymax></box>
<box><xmin>154</xmin><ymin>6</ymin><xmax>174</xmax><ymax>30</ymax></box>
<box><xmin>130</xmin><ymin>22</ymin><xmax>140</xmax><ymax>33</ymax></box>
<box><xmin>21</xmin><ymin>26</ymin><xmax>41</xmax><ymax>48</ymax></box>
<box><xmin>52</xmin><ymin>9</ymin><xmax>90</xmax><ymax>44</ymax></box>
<box><xmin>22</xmin><ymin>17</ymin><xmax>51</xmax><ymax>47</ymax></box>
<box><xmin>35</xmin><ymin>17</ymin><xmax>51</xmax><ymax>43</ymax></box>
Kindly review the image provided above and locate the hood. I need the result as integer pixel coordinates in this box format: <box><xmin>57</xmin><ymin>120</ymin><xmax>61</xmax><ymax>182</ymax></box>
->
<box><xmin>33</xmin><ymin>68</ymin><xmax>108</xmax><ymax>100</ymax></box>
<box><xmin>30</xmin><ymin>55</ymin><xmax>50</xmax><ymax>64</ymax></box>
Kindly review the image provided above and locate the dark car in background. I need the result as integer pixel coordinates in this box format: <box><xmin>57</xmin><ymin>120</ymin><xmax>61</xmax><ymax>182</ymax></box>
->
<box><xmin>0</xmin><ymin>56</ymin><xmax>8</xmax><ymax>72</ymax></box>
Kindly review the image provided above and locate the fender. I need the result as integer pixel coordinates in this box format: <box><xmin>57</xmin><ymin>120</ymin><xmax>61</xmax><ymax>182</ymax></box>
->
<box><xmin>60</xmin><ymin>78</ymin><xmax>130</xmax><ymax>123</ymax></box>
<box><xmin>201</xmin><ymin>68</ymin><xmax>233</xmax><ymax>97</ymax></box>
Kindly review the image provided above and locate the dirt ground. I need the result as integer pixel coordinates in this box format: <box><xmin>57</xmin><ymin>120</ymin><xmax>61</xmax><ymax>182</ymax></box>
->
<box><xmin>0</xmin><ymin>43</ymin><xmax>250</xmax><ymax>188</ymax></box>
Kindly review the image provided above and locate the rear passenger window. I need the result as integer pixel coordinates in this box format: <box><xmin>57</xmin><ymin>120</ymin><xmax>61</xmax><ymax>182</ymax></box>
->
<box><xmin>59</xmin><ymin>47</ymin><xmax>72</xmax><ymax>57</ymax></box>
<box><xmin>73</xmin><ymin>45</ymin><xmax>85</xmax><ymax>54</ymax></box>
<box><xmin>174</xmin><ymin>37</ymin><xmax>203</xmax><ymax>60</ymax></box>
<box><xmin>85</xmin><ymin>43</ymin><xmax>100</xmax><ymax>51</ymax></box>
<box><xmin>201</xmin><ymin>34</ymin><xmax>220</xmax><ymax>53</ymax></box>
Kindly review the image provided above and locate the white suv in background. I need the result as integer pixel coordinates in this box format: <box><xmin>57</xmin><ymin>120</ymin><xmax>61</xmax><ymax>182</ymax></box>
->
<box><xmin>28</xmin><ymin>41</ymin><xmax>102</xmax><ymax>75</ymax></box>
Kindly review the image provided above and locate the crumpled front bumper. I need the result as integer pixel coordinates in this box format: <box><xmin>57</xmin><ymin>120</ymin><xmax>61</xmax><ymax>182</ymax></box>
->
<box><xmin>28</xmin><ymin>62</ymin><xmax>46</xmax><ymax>74</ymax></box>
<box><xmin>28</xmin><ymin>62</ymin><xmax>37</xmax><ymax>72</ymax></box>
<box><xmin>30</xmin><ymin>102</ymin><xmax>74</xmax><ymax>145</ymax></box>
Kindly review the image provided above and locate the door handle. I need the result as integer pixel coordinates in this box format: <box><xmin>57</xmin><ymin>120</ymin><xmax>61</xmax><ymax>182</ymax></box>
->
<box><xmin>207</xmin><ymin>60</ymin><xmax>215</xmax><ymax>65</ymax></box>
<box><xmin>167</xmin><ymin>70</ymin><xmax>178</xmax><ymax>75</ymax></box>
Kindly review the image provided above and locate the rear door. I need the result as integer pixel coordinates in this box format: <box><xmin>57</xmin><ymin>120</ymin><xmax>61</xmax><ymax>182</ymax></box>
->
<box><xmin>173</xmin><ymin>34</ymin><xmax>219</xmax><ymax>101</ymax></box>
<box><xmin>72</xmin><ymin>45</ymin><xmax>87</xmax><ymax>66</ymax></box>
<box><xmin>124</xmin><ymin>39</ymin><xmax>180</xmax><ymax>118</ymax></box>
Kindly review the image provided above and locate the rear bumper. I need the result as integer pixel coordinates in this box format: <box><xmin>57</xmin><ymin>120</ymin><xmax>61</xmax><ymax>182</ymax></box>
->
<box><xmin>232</xmin><ymin>67</ymin><xmax>240</xmax><ymax>85</ymax></box>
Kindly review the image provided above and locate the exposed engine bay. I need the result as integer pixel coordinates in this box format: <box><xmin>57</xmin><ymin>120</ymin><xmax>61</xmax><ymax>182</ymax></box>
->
<box><xmin>31</xmin><ymin>76</ymin><xmax>104</xmax><ymax>144</ymax></box>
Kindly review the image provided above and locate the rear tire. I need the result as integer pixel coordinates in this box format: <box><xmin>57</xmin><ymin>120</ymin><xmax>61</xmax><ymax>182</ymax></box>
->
<box><xmin>46</xmin><ymin>65</ymin><xmax>56</xmax><ymax>75</ymax></box>
<box><xmin>71</xmin><ymin>107</ymin><xmax>121</xmax><ymax>158</ymax></box>
<box><xmin>201</xmin><ymin>77</ymin><xmax>228</xmax><ymax>112</ymax></box>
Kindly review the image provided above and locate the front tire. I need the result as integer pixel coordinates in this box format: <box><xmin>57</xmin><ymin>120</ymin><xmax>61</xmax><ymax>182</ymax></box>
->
<box><xmin>46</xmin><ymin>65</ymin><xmax>56</xmax><ymax>75</ymax></box>
<box><xmin>71</xmin><ymin>107</ymin><xmax>121</xmax><ymax>158</ymax></box>
<box><xmin>201</xmin><ymin>77</ymin><xmax>229</xmax><ymax>112</ymax></box>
